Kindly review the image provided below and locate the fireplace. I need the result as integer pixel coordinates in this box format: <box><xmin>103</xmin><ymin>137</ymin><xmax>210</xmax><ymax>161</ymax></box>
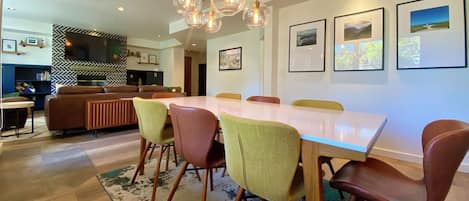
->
<box><xmin>77</xmin><ymin>75</ymin><xmax>106</xmax><ymax>86</ymax></box>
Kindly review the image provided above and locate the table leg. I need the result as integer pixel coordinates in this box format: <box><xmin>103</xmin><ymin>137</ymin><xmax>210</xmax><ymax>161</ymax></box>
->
<box><xmin>139</xmin><ymin>136</ymin><xmax>147</xmax><ymax>175</ymax></box>
<box><xmin>302</xmin><ymin>140</ymin><xmax>323</xmax><ymax>201</ymax></box>
<box><xmin>31</xmin><ymin>107</ymin><xmax>34</xmax><ymax>134</ymax></box>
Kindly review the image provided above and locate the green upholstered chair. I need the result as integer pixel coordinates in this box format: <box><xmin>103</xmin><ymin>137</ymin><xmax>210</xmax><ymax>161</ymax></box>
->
<box><xmin>291</xmin><ymin>98</ymin><xmax>345</xmax><ymax>199</ymax></box>
<box><xmin>216</xmin><ymin>92</ymin><xmax>242</xmax><ymax>100</ymax></box>
<box><xmin>131</xmin><ymin>98</ymin><xmax>177</xmax><ymax>201</ymax></box>
<box><xmin>219</xmin><ymin>113</ymin><xmax>304</xmax><ymax>201</ymax></box>
<box><xmin>292</xmin><ymin>99</ymin><xmax>344</xmax><ymax>111</ymax></box>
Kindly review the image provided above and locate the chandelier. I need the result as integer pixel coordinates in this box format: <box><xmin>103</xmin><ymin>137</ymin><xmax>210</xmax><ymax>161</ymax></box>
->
<box><xmin>173</xmin><ymin>0</ymin><xmax>268</xmax><ymax>33</ymax></box>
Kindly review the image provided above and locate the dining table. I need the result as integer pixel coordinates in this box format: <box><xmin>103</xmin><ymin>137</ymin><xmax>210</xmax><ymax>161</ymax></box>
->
<box><xmin>146</xmin><ymin>96</ymin><xmax>387</xmax><ymax>201</ymax></box>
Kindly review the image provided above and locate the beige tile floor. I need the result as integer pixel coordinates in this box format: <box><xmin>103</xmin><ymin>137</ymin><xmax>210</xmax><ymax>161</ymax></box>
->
<box><xmin>0</xmin><ymin>128</ymin><xmax>468</xmax><ymax>201</ymax></box>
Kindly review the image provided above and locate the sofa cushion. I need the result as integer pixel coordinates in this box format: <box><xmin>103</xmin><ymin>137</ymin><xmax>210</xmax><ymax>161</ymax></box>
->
<box><xmin>104</xmin><ymin>86</ymin><xmax>138</xmax><ymax>93</ymax></box>
<box><xmin>58</xmin><ymin>86</ymin><xmax>104</xmax><ymax>95</ymax></box>
<box><xmin>138</xmin><ymin>85</ymin><xmax>165</xmax><ymax>93</ymax></box>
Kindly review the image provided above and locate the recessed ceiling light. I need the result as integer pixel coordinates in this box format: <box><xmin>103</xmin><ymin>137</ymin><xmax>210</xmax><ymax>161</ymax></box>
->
<box><xmin>191</xmin><ymin>43</ymin><xmax>197</xmax><ymax>46</ymax></box>
<box><xmin>93</xmin><ymin>28</ymin><xmax>97</xmax><ymax>31</ymax></box>
<box><xmin>158</xmin><ymin>35</ymin><xmax>161</xmax><ymax>38</ymax></box>
<box><xmin>7</xmin><ymin>7</ymin><xmax>16</xmax><ymax>11</ymax></box>
<box><xmin>117</xmin><ymin>7</ymin><xmax>125</xmax><ymax>12</ymax></box>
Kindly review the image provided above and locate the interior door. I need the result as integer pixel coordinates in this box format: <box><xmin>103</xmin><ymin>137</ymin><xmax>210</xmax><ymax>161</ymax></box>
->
<box><xmin>198</xmin><ymin>64</ymin><xmax>207</xmax><ymax>96</ymax></box>
<box><xmin>184</xmin><ymin>56</ymin><xmax>192</xmax><ymax>96</ymax></box>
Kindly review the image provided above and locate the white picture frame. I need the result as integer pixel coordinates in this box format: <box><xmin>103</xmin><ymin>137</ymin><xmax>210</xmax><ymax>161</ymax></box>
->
<box><xmin>2</xmin><ymin>39</ymin><xmax>17</xmax><ymax>53</ymax></box>
<box><xmin>289</xmin><ymin>19</ymin><xmax>326</xmax><ymax>72</ymax></box>
<box><xmin>149</xmin><ymin>55</ymin><xmax>158</xmax><ymax>64</ymax></box>
<box><xmin>139</xmin><ymin>53</ymin><xmax>149</xmax><ymax>64</ymax></box>
<box><xmin>334</xmin><ymin>8</ymin><xmax>384</xmax><ymax>71</ymax></box>
<box><xmin>397</xmin><ymin>0</ymin><xmax>467</xmax><ymax>70</ymax></box>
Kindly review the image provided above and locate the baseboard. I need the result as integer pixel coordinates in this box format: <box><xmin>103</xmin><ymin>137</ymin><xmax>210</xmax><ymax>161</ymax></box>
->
<box><xmin>371</xmin><ymin>147</ymin><xmax>469</xmax><ymax>173</ymax></box>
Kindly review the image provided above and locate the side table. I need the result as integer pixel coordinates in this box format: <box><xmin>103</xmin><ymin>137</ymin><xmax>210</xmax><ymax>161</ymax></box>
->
<box><xmin>0</xmin><ymin>101</ymin><xmax>35</xmax><ymax>138</ymax></box>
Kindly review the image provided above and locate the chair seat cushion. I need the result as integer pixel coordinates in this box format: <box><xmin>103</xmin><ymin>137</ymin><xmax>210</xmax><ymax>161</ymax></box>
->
<box><xmin>330</xmin><ymin>158</ymin><xmax>426</xmax><ymax>201</ymax></box>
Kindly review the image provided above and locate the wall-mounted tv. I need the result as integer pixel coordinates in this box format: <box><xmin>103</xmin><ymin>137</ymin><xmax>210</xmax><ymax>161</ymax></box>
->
<box><xmin>65</xmin><ymin>32</ymin><xmax>121</xmax><ymax>64</ymax></box>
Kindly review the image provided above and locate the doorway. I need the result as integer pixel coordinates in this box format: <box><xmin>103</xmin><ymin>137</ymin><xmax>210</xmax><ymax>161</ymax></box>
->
<box><xmin>198</xmin><ymin>64</ymin><xmax>207</xmax><ymax>96</ymax></box>
<box><xmin>184</xmin><ymin>56</ymin><xmax>192</xmax><ymax>96</ymax></box>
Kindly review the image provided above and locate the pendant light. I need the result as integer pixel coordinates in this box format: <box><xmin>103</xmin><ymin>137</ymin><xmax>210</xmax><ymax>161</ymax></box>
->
<box><xmin>185</xmin><ymin>9</ymin><xmax>204</xmax><ymax>29</ymax></box>
<box><xmin>243</xmin><ymin>0</ymin><xmax>267</xmax><ymax>29</ymax></box>
<box><xmin>210</xmin><ymin>0</ymin><xmax>246</xmax><ymax>16</ymax></box>
<box><xmin>173</xmin><ymin>0</ymin><xmax>202</xmax><ymax>15</ymax></box>
<box><xmin>203</xmin><ymin>5</ymin><xmax>223</xmax><ymax>33</ymax></box>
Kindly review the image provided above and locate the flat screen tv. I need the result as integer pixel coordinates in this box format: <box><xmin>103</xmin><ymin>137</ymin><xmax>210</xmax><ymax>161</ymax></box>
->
<box><xmin>65</xmin><ymin>32</ymin><xmax>121</xmax><ymax>64</ymax></box>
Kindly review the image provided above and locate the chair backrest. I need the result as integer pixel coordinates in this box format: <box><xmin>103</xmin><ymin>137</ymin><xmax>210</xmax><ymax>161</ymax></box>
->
<box><xmin>169</xmin><ymin>103</ymin><xmax>218</xmax><ymax>168</ymax></box>
<box><xmin>220</xmin><ymin>113</ymin><xmax>301</xmax><ymax>201</ymax></box>
<box><xmin>421</xmin><ymin>120</ymin><xmax>469</xmax><ymax>201</ymax></box>
<box><xmin>216</xmin><ymin>93</ymin><xmax>242</xmax><ymax>100</ymax></box>
<box><xmin>133</xmin><ymin>98</ymin><xmax>170</xmax><ymax>144</ymax></box>
<box><xmin>292</xmin><ymin>99</ymin><xmax>344</xmax><ymax>111</ymax></box>
<box><xmin>247</xmin><ymin>96</ymin><xmax>280</xmax><ymax>104</ymax></box>
<box><xmin>152</xmin><ymin>92</ymin><xmax>185</xmax><ymax>99</ymax></box>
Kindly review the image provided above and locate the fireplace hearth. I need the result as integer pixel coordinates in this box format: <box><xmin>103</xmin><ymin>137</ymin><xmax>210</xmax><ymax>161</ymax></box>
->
<box><xmin>77</xmin><ymin>75</ymin><xmax>106</xmax><ymax>86</ymax></box>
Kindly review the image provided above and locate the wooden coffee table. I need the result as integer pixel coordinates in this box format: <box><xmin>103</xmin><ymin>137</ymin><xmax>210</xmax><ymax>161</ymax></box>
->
<box><xmin>1</xmin><ymin>101</ymin><xmax>35</xmax><ymax>138</ymax></box>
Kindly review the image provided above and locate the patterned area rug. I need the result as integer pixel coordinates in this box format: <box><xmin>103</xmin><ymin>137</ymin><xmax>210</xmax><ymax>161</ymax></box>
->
<box><xmin>97</xmin><ymin>158</ymin><xmax>346</xmax><ymax>201</ymax></box>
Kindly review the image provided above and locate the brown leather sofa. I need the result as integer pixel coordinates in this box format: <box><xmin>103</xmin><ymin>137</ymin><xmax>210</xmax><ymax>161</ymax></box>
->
<box><xmin>1</xmin><ymin>96</ymin><xmax>30</xmax><ymax>131</ymax></box>
<box><xmin>45</xmin><ymin>85</ymin><xmax>166</xmax><ymax>131</ymax></box>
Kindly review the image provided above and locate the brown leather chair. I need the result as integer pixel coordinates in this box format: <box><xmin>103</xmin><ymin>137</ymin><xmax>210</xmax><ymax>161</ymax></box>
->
<box><xmin>167</xmin><ymin>104</ymin><xmax>225</xmax><ymax>201</ymax></box>
<box><xmin>151</xmin><ymin>92</ymin><xmax>185</xmax><ymax>99</ymax></box>
<box><xmin>247</xmin><ymin>96</ymin><xmax>280</xmax><ymax>104</ymax></box>
<box><xmin>330</xmin><ymin>119</ymin><xmax>469</xmax><ymax>201</ymax></box>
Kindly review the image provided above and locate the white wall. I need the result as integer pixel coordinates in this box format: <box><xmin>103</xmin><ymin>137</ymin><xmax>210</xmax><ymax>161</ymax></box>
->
<box><xmin>1</xmin><ymin>17</ymin><xmax>53</xmax><ymax>65</ymax></box>
<box><xmin>206</xmin><ymin>30</ymin><xmax>263</xmax><ymax>98</ymax></box>
<box><xmin>160</xmin><ymin>47</ymin><xmax>185</xmax><ymax>89</ymax></box>
<box><xmin>276</xmin><ymin>0</ymin><xmax>469</xmax><ymax>171</ymax></box>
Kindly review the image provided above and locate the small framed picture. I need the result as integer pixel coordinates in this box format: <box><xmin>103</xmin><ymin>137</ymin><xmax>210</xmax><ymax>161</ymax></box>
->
<box><xmin>2</xmin><ymin>39</ymin><xmax>17</xmax><ymax>53</ymax></box>
<box><xmin>140</xmin><ymin>53</ymin><xmax>149</xmax><ymax>63</ymax></box>
<box><xmin>149</xmin><ymin>55</ymin><xmax>157</xmax><ymax>64</ymax></box>
<box><xmin>26</xmin><ymin>37</ymin><xmax>39</xmax><ymax>45</ymax></box>
<box><xmin>219</xmin><ymin>47</ymin><xmax>242</xmax><ymax>71</ymax></box>
<box><xmin>289</xmin><ymin>19</ymin><xmax>326</xmax><ymax>72</ymax></box>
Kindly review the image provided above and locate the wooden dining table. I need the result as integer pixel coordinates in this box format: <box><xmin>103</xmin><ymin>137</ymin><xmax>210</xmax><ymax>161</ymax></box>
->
<box><xmin>147</xmin><ymin>96</ymin><xmax>387</xmax><ymax>201</ymax></box>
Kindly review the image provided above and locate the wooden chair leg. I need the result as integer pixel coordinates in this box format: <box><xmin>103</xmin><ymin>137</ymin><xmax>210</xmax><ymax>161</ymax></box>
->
<box><xmin>131</xmin><ymin>142</ymin><xmax>152</xmax><ymax>184</ymax></box>
<box><xmin>235</xmin><ymin>186</ymin><xmax>245</xmax><ymax>201</ymax></box>
<box><xmin>221</xmin><ymin>167</ymin><xmax>227</xmax><ymax>177</ymax></box>
<box><xmin>201</xmin><ymin>168</ymin><xmax>209</xmax><ymax>201</ymax></box>
<box><xmin>209</xmin><ymin>168</ymin><xmax>214</xmax><ymax>191</ymax></box>
<box><xmin>172</xmin><ymin>144</ymin><xmax>178</xmax><ymax>166</ymax></box>
<box><xmin>167</xmin><ymin>161</ymin><xmax>189</xmax><ymax>201</ymax></box>
<box><xmin>148</xmin><ymin>144</ymin><xmax>156</xmax><ymax>160</ymax></box>
<box><xmin>151</xmin><ymin>145</ymin><xmax>165</xmax><ymax>201</ymax></box>
<box><xmin>165</xmin><ymin>145</ymin><xmax>171</xmax><ymax>171</ymax></box>
<box><xmin>192</xmin><ymin>164</ymin><xmax>202</xmax><ymax>182</ymax></box>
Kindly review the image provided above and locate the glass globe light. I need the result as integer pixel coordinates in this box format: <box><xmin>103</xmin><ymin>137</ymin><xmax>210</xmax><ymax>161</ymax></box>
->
<box><xmin>210</xmin><ymin>0</ymin><xmax>247</xmax><ymax>16</ymax></box>
<box><xmin>243</xmin><ymin>0</ymin><xmax>267</xmax><ymax>29</ymax></box>
<box><xmin>203</xmin><ymin>8</ymin><xmax>223</xmax><ymax>33</ymax></box>
<box><xmin>173</xmin><ymin>0</ymin><xmax>202</xmax><ymax>15</ymax></box>
<box><xmin>185</xmin><ymin>9</ymin><xmax>204</xmax><ymax>29</ymax></box>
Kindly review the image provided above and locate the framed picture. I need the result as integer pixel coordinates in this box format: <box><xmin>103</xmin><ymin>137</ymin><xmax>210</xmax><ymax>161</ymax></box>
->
<box><xmin>139</xmin><ymin>53</ymin><xmax>149</xmax><ymax>63</ymax></box>
<box><xmin>2</xmin><ymin>39</ymin><xmax>17</xmax><ymax>53</ymax></box>
<box><xmin>397</xmin><ymin>0</ymin><xmax>467</xmax><ymax>70</ymax></box>
<box><xmin>26</xmin><ymin>37</ymin><xmax>39</xmax><ymax>45</ymax></box>
<box><xmin>219</xmin><ymin>47</ymin><xmax>242</xmax><ymax>71</ymax></box>
<box><xmin>289</xmin><ymin>19</ymin><xmax>326</xmax><ymax>72</ymax></box>
<box><xmin>149</xmin><ymin>55</ymin><xmax>158</xmax><ymax>64</ymax></box>
<box><xmin>334</xmin><ymin>8</ymin><xmax>384</xmax><ymax>71</ymax></box>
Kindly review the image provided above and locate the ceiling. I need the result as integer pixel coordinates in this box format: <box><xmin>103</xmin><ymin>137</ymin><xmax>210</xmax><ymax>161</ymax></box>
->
<box><xmin>2</xmin><ymin>0</ymin><xmax>307</xmax><ymax>52</ymax></box>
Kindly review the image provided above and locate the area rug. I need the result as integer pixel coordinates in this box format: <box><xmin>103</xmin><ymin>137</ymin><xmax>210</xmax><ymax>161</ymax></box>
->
<box><xmin>97</xmin><ymin>158</ymin><xmax>346</xmax><ymax>201</ymax></box>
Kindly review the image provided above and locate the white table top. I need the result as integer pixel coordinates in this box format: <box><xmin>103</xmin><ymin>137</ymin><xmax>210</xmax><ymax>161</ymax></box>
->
<box><xmin>152</xmin><ymin>96</ymin><xmax>387</xmax><ymax>153</ymax></box>
<box><xmin>0</xmin><ymin>101</ymin><xmax>35</xmax><ymax>109</ymax></box>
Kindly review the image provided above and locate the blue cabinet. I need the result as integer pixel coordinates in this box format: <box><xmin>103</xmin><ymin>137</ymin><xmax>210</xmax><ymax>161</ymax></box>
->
<box><xmin>1</xmin><ymin>64</ymin><xmax>16</xmax><ymax>94</ymax></box>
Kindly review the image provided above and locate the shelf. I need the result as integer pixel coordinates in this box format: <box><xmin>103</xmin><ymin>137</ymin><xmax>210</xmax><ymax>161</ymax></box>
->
<box><xmin>137</xmin><ymin>62</ymin><xmax>159</xmax><ymax>65</ymax></box>
<box><xmin>2</xmin><ymin>51</ymin><xmax>25</xmax><ymax>55</ymax></box>
<box><xmin>22</xmin><ymin>92</ymin><xmax>51</xmax><ymax>96</ymax></box>
<box><xmin>19</xmin><ymin>40</ymin><xmax>45</xmax><ymax>48</ymax></box>
<box><xmin>16</xmin><ymin>80</ymin><xmax>51</xmax><ymax>82</ymax></box>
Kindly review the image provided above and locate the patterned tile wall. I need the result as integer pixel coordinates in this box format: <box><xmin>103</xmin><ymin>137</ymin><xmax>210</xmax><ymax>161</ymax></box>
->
<box><xmin>51</xmin><ymin>24</ymin><xmax>127</xmax><ymax>93</ymax></box>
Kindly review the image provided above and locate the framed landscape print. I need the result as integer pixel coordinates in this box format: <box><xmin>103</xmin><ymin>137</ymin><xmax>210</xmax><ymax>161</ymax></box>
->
<box><xmin>219</xmin><ymin>47</ymin><xmax>242</xmax><ymax>71</ymax></box>
<box><xmin>334</xmin><ymin>8</ymin><xmax>384</xmax><ymax>71</ymax></box>
<box><xmin>397</xmin><ymin>0</ymin><xmax>467</xmax><ymax>70</ymax></box>
<box><xmin>2</xmin><ymin>39</ymin><xmax>17</xmax><ymax>53</ymax></box>
<box><xmin>289</xmin><ymin>19</ymin><xmax>326</xmax><ymax>72</ymax></box>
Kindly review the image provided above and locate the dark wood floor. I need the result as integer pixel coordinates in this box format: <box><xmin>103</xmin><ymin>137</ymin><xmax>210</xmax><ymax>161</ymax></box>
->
<box><xmin>0</xmin><ymin>129</ymin><xmax>468</xmax><ymax>201</ymax></box>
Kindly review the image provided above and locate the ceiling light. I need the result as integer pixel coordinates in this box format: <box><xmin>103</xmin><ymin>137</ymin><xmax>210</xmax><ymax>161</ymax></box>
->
<box><xmin>7</xmin><ymin>7</ymin><xmax>16</xmax><ymax>11</ymax></box>
<box><xmin>211</xmin><ymin>0</ymin><xmax>246</xmax><ymax>16</ymax></box>
<box><xmin>173</xmin><ymin>0</ymin><xmax>202</xmax><ymax>16</ymax></box>
<box><xmin>203</xmin><ymin>4</ymin><xmax>223</xmax><ymax>33</ymax></box>
<box><xmin>158</xmin><ymin>35</ymin><xmax>161</xmax><ymax>38</ymax></box>
<box><xmin>185</xmin><ymin>10</ymin><xmax>204</xmax><ymax>29</ymax></box>
<box><xmin>192</xmin><ymin>43</ymin><xmax>197</xmax><ymax>46</ymax></box>
<box><xmin>93</xmin><ymin>28</ymin><xmax>97</xmax><ymax>31</ymax></box>
<box><xmin>117</xmin><ymin>7</ymin><xmax>125</xmax><ymax>12</ymax></box>
<box><xmin>243</xmin><ymin>0</ymin><xmax>267</xmax><ymax>29</ymax></box>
